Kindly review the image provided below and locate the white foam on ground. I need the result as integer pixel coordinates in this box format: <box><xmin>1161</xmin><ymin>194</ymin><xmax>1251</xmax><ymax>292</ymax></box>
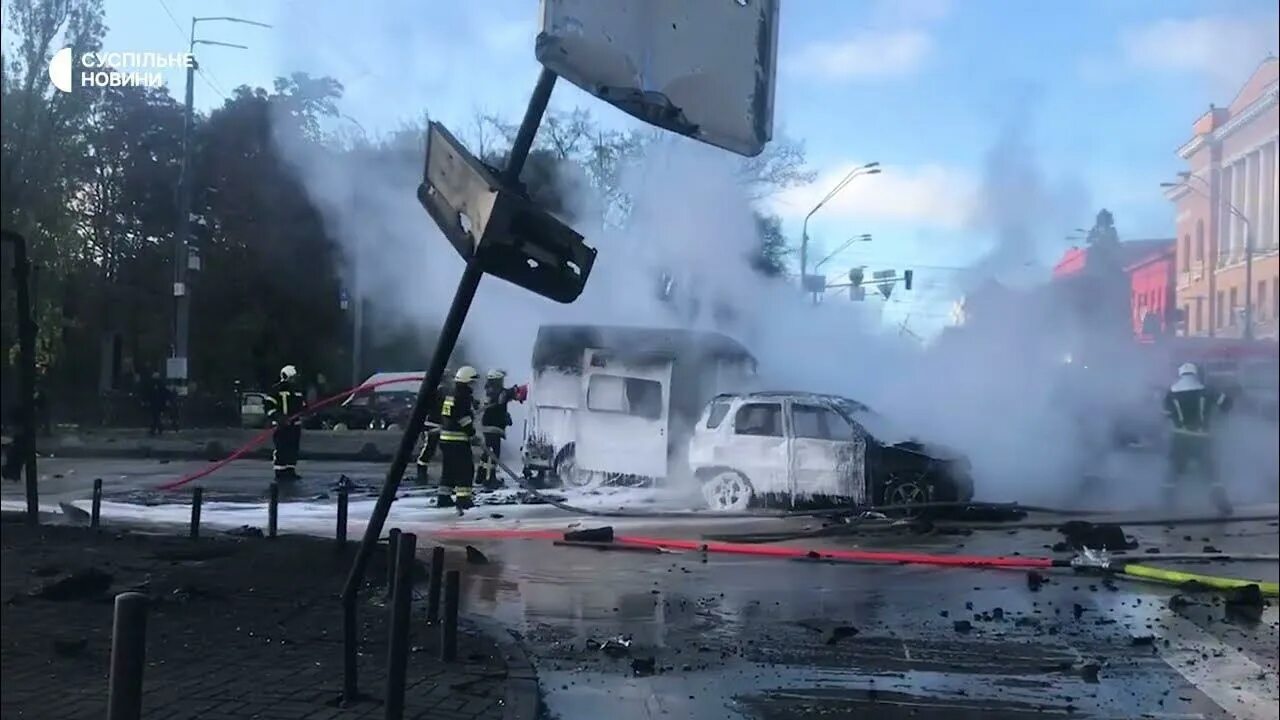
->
<box><xmin>1</xmin><ymin>484</ymin><xmax>723</xmax><ymax>540</ymax></box>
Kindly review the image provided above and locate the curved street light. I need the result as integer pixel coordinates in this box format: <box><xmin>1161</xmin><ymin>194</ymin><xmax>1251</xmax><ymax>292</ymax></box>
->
<box><xmin>800</xmin><ymin>162</ymin><xmax>881</xmax><ymax>282</ymax></box>
<box><xmin>815</xmin><ymin>233</ymin><xmax>872</xmax><ymax>270</ymax></box>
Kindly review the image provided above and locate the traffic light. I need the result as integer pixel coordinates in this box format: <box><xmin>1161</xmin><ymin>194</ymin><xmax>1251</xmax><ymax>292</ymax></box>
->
<box><xmin>848</xmin><ymin>267</ymin><xmax>864</xmax><ymax>287</ymax></box>
<box><xmin>903</xmin><ymin>269</ymin><xmax>913</xmax><ymax>291</ymax></box>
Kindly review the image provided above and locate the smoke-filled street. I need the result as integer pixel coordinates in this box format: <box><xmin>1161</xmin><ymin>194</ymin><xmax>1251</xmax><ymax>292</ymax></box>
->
<box><xmin>4</xmin><ymin>1</ymin><xmax>1280</xmax><ymax>718</ymax></box>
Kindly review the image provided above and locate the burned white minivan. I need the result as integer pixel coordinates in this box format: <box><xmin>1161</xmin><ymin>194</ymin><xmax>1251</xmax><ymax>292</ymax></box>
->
<box><xmin>521</xmin><ymin>325</ymin><xmax>756</xmax><ymax>488</ymax></box>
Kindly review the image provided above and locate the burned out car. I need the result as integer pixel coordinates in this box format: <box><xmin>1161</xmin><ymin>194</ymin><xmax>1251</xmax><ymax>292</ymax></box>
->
<box><xmin>688</xmin><ymin>391</ymin><xmax>974</xmax><ymax>511</ymax></box>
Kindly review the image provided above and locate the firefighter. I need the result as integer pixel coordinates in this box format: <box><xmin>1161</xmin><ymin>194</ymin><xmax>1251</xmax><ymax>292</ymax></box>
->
<box><xmin>414</xmin><ymin>369</ymin><xmax>452</xmax><ymax>484</ymax></box>
<box><xmin>437</xmin><ymin>366</ymin><xmax>479</xmax><ymax>514</ymax></box>
<box><xmin>1163</xmin><ymin>362</ymin><xmax>1233</xmax><ymax>515</ymax></box>
<box><xmin>477</xmin><ymin>369</ymin><xmax>517</xmax><ymax>490</ymax></box>
<box><xmin>265</xmin><ymin>365</ymin><xmax>306</xmax><ymax>481</ymax></box>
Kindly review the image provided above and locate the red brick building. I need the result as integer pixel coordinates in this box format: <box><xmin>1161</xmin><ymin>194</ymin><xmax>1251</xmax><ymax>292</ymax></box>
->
<box><xmin>1165</xmin><ymin>57</ymin><xmax>1279</xmax><ymax>340</ymax></box>
<box><xmin>1051</xmin><ymin>239</ymin><xmax>1176</xmax><ymax>340</ymax></box>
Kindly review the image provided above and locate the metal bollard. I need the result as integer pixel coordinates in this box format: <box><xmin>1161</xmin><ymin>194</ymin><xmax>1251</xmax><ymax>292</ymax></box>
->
<box><xmin>189</xmin><ymin>487</ymin><xmax>202</xmax><ymax>540</ymax></box>
<box><xmin>335</xmin><ymin>480</ymin><xmax>349</xmax><ymax>548</ymax></box>
<box><xmin>107</xmin><ymin>592</ymin><xmax>148</xmax><ymax>720</ymax></box>
<box><xmin>91</xmin><ymin>478</ymin><xmax>103</xmax><ymax>528</ymax></box>
<box><xmin>384</xmin><ymin>532</ymin><xmax>416</xmax><ymax>720</ymax></box>
<box><xmin>441</xmin><ymin>570</ymin><xmax>460</xmax><ymax>662</ymax></box>
<box><xmin>267</xmin><ymin>482</ymin><xmax>279</xmax><ymax>539</ymax></box>
<box><xmin>385</xmin><ymin>528</ymin><xmax>401</xmax><ymax>600</ymax></box>
<box><xmin>426</xmin><ymin>546</ymin><xmax>445</xmax><ymax>624</ymax></box>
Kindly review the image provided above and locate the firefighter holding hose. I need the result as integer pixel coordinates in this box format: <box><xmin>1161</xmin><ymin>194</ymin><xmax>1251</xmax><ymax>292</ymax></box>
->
<box><xmin>437</xmin><ymin>366</ymin><xmax>479</xmax><ymax>514</ymax></box>
<box><xmin>265</xmin><ymin>365</ymin><xmax>306</xmax><ymax>481</ymax></box>
<box><xmin>476</xmin><ymin>369</ymin><xmax>526</xmax><ymax>490</ymax></box>
<box><xmin>1163</xmin><ymin>362</ymin><xmax>1233</xmax><ymax>515</ymax></box>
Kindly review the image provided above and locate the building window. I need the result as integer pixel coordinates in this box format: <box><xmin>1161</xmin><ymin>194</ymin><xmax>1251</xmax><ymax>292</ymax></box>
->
<box><xmin>1195</xmin><ymin>220</ymin><xmax>1205</xmax><ymax>264</ymax></box>
<box><xmin>1229</xmin><ymin>287</ymin><xmax>1238</xmax><ymax>326</ymax></box>
<box><xmin>1182</xmin><ymin>235</ymin><xmax>1191</xmax><ymax>271</ymax></box>
<box><xmin>1217</xmin><ymin>291</ymin><xmax>1225</xmax><ymax>328</ymax></box>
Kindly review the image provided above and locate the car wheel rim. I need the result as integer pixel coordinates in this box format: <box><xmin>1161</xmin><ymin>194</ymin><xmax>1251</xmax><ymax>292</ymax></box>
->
<box><xmin>886</xmin><ymin>480</ymin><xmax>926</xmax><ymax>515</ymax></box>
<box><xmin>705</xmin><ymin>473</ymin><xmax>749</xmax><ymax>511</ymax></box>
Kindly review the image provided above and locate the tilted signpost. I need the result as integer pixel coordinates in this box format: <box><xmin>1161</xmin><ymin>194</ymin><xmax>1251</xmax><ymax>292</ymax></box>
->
<box><xmin>338</xmin><ymin>0</ymin><xmax>780</xmax><ymax>703</ymax></box>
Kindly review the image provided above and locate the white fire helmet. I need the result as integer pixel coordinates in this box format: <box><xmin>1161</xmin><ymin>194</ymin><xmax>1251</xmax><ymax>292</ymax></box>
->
<box><xmin>454</xmin><ymin>366</ymin><xmax>479</xmax><ymax>384</ymax></box>
<box><xmin>1177</xmin><ymin>362</ymin><xmax>1199</xmax><ymax>378</ymax></box>
<box><xmin>280</xmin><ymin>365</ymin><xmax>298</xmax><ymax>381</ymax></box>
<box><xmin>486</xmin><ymin>369</ymin><xmax>506</xmax><ymax>381</ymax></box>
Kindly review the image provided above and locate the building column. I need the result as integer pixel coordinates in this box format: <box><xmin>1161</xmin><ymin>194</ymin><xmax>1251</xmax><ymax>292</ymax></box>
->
<box><xmin>1246</xmin><ymin>149</ymin><xmax>1260</xmax><ymax>258</ymax></box>
<box><xmin>1219</xmin><ymin>164</ymin><xmax>1234</xmax><ymax>266</ymax></box>
<box><xmin>1272</xmin><ymin>139</ymin><xmax>1279</xmax><ymax>251</ymax></box>
<box><xmin>1232</xmin><ymin>157</ymin><xmax>1247</xmax><ymax>261</ymax></box>
<box><xmin>1260</xmin><ymin>141</ymin><xmax>1276</xmax><ymax>254</ymax></box>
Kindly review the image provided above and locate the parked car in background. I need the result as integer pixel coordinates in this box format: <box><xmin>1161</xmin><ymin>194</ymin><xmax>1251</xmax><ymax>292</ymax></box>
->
<box><xmin>304</xmin><ymin>372</ymin><xmax>422</xmax><ymax>431</ymax></box>
<box><xmin>239</xmin><ymin>392</ymin><xmax>269</xmax><ymax>428</ymax></box>
<box><xmin>688</xmin><ymin>391</ymin><xmax>974</xmax><ymax>512</ymax></box>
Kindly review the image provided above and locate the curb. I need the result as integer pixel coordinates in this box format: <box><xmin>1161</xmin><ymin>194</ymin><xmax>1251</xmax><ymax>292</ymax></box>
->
<box><xmin>464</xmin><ymin>615</ymin><xmax>541</xmax><ymax>720</ymax></box>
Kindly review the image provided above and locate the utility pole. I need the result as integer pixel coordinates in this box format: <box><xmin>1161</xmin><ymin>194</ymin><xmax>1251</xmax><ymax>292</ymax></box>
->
<box><xmin>171</xmin><ymin>16</ymin><xmax>270</xmax><ymax>396</ymax></box>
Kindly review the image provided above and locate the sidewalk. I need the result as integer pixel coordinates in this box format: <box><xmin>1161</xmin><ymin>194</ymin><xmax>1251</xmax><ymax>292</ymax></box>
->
<box><xmin>25</xmin><ymin>428</ymin><xmax>399</xmax><ymax>462</ymax></box>
<box><xmin>0</xmin><ymin>517</ymin><xmax>538</xmax><ymax>720</ymax></box>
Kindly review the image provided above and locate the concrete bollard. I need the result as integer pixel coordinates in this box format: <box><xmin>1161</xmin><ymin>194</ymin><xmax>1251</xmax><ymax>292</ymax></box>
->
<box><xmin>107</xmin><ymin>592</ymin><xmax>148</xmax><ymax>720</ymax></box>
<box><xmin>336</xmin><ymin>481</ymin><xmax>349</xmax><ymax>548</ymax></box>
<box><xmin>441</xmin><ymin>570</ymin><xmax>460</xmax><ymax>662</ymax></box>
<box><xmin>385</xmin><ymin>528</ymin><xmax>401</xmax><ymax>600</ymax></box>
<box><xmin>426</xmin><ymin>546</ymin><xmax>445</xmax><ymax>624</ymax></box>
<box><xmin>91</xmin><ymin>478</ymin><xmax>103</xmax><ymax>528</ymax></box>
<box><xmin>384</xmin><ymin>532</ymin><xmax>417</xmax><ymax>720</ymax></box>
<box><xmin>267</xmin><ymin>482</ymin><xmax>279</xmax><ymax>539</ymax></box>
<box><xmin>189</xmin><ymin>487</ymin><xmax>202</xmax><ymax>540</ymax></box>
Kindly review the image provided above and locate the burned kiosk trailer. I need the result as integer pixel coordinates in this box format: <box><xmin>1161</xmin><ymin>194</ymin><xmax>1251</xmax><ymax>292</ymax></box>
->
<box><xmin>521</xmin><ymin>325</ymin><xmax>756</xmax><ymax>488</ymax></box>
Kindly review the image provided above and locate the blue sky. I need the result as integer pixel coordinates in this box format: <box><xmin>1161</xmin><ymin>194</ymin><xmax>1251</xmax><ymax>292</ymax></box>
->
<box><xmin>39</xmin><ymin>0</ymin><xmax>1280</xmax><ymax>327</ymax></box>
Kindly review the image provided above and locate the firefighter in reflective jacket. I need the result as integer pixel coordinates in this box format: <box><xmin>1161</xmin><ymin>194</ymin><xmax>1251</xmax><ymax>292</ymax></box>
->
<box><xmin>1163</xmin><ymin>362</ymin><xmax>1233</xmax><ymax>515</ymax></box>
<box><xmin>437</xmin><ymin>366</ymin><xmax>479</xmax><ymax>513</ymax></box>
<box><xmin>414</xmin><ymin>369</ymin><xmax>452</xmax><ymax>484</ymax></box>
<box><xmin>476</xmin><ymin>369</ymin><xmax>516</xmax><ymax>489</ymax></box>
<box><xmin>265</xmin><ymin>365</ymin><xmax>306</xmax><ymax>481</ymax></box>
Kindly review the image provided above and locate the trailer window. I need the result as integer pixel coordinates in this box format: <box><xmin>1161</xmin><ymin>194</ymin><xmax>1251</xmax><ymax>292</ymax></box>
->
<box><xmin>586</xmin><ymin>374</ymin><xmax>663</xmax><ymax>419</ymax></box>
<box><xmin>734</xmin><ymin>403</ymin><xmax>783</xmax><ymax>437</ymax></box>
<box><xmin>705</xmin><ymin>400</ymin><xmax>732</xmax><ymax>429</ymax></box>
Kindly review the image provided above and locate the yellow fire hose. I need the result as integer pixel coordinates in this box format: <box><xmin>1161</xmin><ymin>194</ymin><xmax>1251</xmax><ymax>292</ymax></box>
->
<box><xmin>1120</xmin><ymin>563</ymin><xmax>1279</xmax><ymax>596</ymax></box>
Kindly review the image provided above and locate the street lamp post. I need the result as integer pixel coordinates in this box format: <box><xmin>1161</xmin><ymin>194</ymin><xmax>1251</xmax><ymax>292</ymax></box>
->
<box><xmin>1163</xmin><ymin>174</ymin><xmax>1254</xmax><ymax>340</ymax></box>
<box><xmin>800</xmin><ymin>162</ymin><xmax>880</xmax><ymax>287</ymax></box>
<box><xmin>814</xmin><ymin>233</ymin><xmax>872</xmax><ymax>271</ymax></box>
<box><xmin>171</xmin><ymin>16</ymin><xmax>270</xmax><ymax>395</ymax></box>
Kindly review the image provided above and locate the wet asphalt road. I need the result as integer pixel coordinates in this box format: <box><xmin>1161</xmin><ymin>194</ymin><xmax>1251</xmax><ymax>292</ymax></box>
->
<box><xmin>452</xmin><ymin>523</ymin><xmax>1279</xmax><ymax>720</ymax></box>
<box><xmin>4</xmin><ymin>458</ymin><xmax>1279</xmax><ymax>719</ymax></box>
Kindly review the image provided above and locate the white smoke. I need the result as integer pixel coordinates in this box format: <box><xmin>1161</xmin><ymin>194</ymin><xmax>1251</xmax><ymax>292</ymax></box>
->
<box><xmin>272</xmin><ymin>83</ymin><xmax>1277</xmax><ymax>514</ymax></box>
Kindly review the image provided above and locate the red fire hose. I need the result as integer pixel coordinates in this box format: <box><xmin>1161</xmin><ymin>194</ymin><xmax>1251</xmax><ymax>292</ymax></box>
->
<box><xmin>155</xmin><ymin>376</ymin><xmax>427</xmax><ymax>491</ymax></box>
<box><xmin>429</xmin><ymin>528</ymin><xmax>1059</xmax><ymax>569</ymax></box>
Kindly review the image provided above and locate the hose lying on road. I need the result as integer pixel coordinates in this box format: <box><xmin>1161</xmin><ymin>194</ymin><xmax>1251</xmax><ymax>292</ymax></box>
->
<box><xmin>1119</xmin><ymin>564</ymin><xmax>1279</xmax><ymax>596</ymax></box>
<box><xmin>156</xmin><ymin>376</ymin><xmax>427</xmax><ymax>491</ymax></box>
<box><xmin>429</xmin><ymin>527</ymin><xmax>1062</xmax><ymax>569</ymax></box>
